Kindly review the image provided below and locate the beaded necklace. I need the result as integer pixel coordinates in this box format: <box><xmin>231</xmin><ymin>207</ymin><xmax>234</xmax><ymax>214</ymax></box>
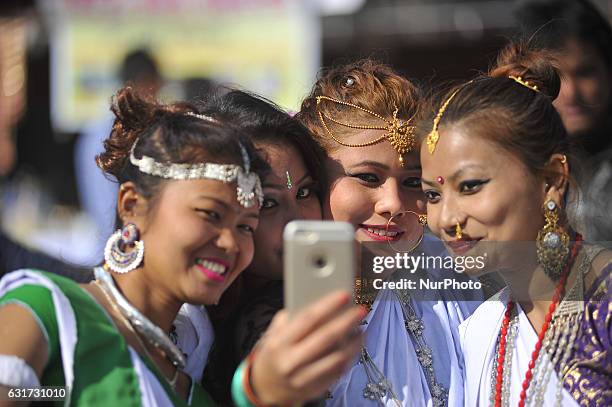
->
<box><xmin>493</xmin><ymin>235</ymin><xmax>583</xmax><ymax>407</ymax></box>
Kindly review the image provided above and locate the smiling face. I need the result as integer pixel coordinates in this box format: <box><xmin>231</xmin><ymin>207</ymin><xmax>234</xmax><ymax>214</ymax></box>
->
<box><xmin>325</xmin><ymin>129</ymin><xmax>424</xmax><ymax>243</ymax></box>
<box><xmin>133</xmin><ymin>178</ymin><xmax>259</xmax><ymax>305</ymax></box>
<box><xmin>248</xmin><ymin>143</ymin><xmax>322</xmax><ymax>279</ymax></box>
<box><xmin>554</xmin><ymin>37</ymin><xmax>612</xmax><ymax>137</ymax></box>
<box><xmin>420</xmin><ymin>125</ymin><xmax>548</xmax><ymax>273</ymax></box>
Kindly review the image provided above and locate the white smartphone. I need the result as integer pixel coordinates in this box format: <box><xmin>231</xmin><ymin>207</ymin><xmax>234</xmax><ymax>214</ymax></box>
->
<box><xmin>283</xmin><ymin>220</ymin><xmax>355</xmax><ymax>316</ymax></box>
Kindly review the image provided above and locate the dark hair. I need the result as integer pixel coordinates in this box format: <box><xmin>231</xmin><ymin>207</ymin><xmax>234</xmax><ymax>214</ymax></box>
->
<box><xmin>296</xmin><ymin>58</ymin><xmax>422</xmax><ymax>153</ymax></box>
<box><xmin>183</xmin><ymin>77</ymin><xmax>216</xmax><ymax>103</ymax></box>
<box><xmin>515</xmin><ymin>0</ymin><xmax>612</xmax><ymax>69</ymax></box>
<box><xmin>96</xmin><ymin>86</ymin><xmax>268</xmax><ymax>226</ymax></box>
<box><xmin>199</xmin><ymin>89</ymin><xmax>327</xmax><ymax>197</ymax></box>
<box><xmin>119</xmin><ymin>49</ymin><xmax>161</xmax><ymax>84</ymax></box>
<box><xmin>429</xmin><ymin>41</ymin><xmax>569</xmax><ymax>180</ymax></box>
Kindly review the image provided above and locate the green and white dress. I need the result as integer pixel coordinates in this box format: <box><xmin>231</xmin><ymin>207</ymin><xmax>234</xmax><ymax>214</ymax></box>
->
<box><xmin>0</xmin><ymin>269</ymin><xmax>216</xmax><ymax>406</ymax></box>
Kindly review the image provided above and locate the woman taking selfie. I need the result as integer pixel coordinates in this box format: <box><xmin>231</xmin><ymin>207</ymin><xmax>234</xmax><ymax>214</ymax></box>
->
<box><xmin>198</xmin><ymin>89</ymin><xmax>328</xmax><ymax>404</ymax></box>
<box><xmin>0</xmin><ymin>87</ymin><xmax>364</xmax><ymax>406</ymax></box>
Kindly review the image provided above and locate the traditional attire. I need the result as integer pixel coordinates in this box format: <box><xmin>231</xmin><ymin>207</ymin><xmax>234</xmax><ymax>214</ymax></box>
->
<box><xmin>328</xmin><ymin>235</ymin><xmax>482</xmax><ymax>407</ymax></box>
<box><xmin>460</xmin><ymin>262</ymin><xmax>611</xmax><ymax>406</ymax></box>
<box><xmin>0</xmin><ymin>269</ymin><xmax>216</xmax><ymax>406</ymax></box>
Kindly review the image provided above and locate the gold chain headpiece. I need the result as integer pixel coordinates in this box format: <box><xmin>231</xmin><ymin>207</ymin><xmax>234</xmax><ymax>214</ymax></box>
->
<box><xmin>315</xmin><ymin>95</ymin><xmax>416</xmax><ymax>166</ymax></box>
<box><xmin>426</xmin><ymin>75</ymin><xmax>539</xmax><ymax>155</ymax></box>
<box><xmin>426</xmin><ymin>86</ymin><xmax>463</xmax><ymax>155</ymax></box>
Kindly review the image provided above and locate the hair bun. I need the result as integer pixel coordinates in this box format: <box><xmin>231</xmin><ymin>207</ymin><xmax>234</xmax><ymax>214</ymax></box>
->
<box><xmin>96</xmin><ymin>86</ymin><xmax>160</xmax><ymax>178</ymax></box>
<box><xmin>489</xmin><ymin>41</ymin><xmax>561</xmax><ymax>99</ymax></box>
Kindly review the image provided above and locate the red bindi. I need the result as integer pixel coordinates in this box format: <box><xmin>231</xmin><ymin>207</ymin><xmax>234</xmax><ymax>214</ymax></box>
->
<box><xmin>436</xmin><ymin>176</ymin><xmax>444</xmax><ymax>185</ymax></box>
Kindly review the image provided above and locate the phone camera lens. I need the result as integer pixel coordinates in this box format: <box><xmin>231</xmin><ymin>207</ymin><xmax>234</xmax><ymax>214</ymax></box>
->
<box><xmin>314</xmin><ymin>257</ymin><xmax>327</xmax><ymax>268</ymax></box>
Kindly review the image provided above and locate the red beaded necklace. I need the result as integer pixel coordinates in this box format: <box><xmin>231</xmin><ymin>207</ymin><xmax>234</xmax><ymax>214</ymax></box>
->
<box><xmin>494</xmin><ymin>234</ymin><xmax>583</xmax><ymax>407</ymax></box>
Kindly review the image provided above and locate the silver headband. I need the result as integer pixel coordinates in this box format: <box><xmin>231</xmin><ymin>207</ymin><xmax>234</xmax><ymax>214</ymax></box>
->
<box><xmin>129</xmin><ymin>138</ymin><xmax>263</xmax><ymax>209</ymax></box>
<box><xmin>185</xmin><ymin>111</ymin><xmax>219</xmax><ymax>123</ymax></box>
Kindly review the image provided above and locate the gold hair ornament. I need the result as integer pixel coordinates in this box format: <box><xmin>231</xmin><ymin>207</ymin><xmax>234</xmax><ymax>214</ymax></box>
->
<box><xmin>508</xmin><ymin>76</ymin><xmax>540</xmax><ymax>93</ymax></box>
<box><xmin>426</xmin><ymin>87</ymin><xmax>463</xmax><ymax>155</ymax></box>
<box><xmin>315</xmin><ymin>95</ymin><xmax>416</xmax><ymax>166</ymax></box>
<box><xmin>426</xmin><ymin>76</ymin><xmax>539</xmax><ymax>155</ymax></box>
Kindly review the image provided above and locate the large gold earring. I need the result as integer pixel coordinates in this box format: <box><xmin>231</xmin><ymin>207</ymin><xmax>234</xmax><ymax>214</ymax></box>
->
<box><xmin>418</xmin><ymin>214</ymin><xmax>428</xmax><ymax>226</ymax></box>
<box><xmin>354</xmin><ymin>277</ymin><xmax>375</xmax><ymax>312</ymax></box>
<box><xmin>536</xmin><ymin>200</ymin><xmax>570</xmax><ymax>280</ymax></box>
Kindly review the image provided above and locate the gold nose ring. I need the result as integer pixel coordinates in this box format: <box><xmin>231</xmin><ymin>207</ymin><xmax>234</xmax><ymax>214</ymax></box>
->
<box><xmin>455</xmin><ymin>222</ymin><xmax>462</xmax><ymax>239</ymax></box>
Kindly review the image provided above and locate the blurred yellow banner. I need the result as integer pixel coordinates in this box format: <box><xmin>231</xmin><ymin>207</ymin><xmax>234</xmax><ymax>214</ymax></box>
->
<box><xmin>44</xmin><ymin>0</ymin><xmax>319</xmax><ymax>131</ymax></box>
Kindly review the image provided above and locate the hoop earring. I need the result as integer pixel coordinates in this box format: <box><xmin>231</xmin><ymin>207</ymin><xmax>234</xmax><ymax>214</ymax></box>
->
<box><xmin>104</xmin><ymin>223</ymin><xmax>144</xmax><ymax>274</ymax></box>
<box><xmin>536</xmin><ymin>200</ymin><xmax>570</xmax><ymax>280</ymax></box>
<box><xmin>386</xmin><ymin>211</ymin><xmax>427</xmax><ymax>253</ymax></box>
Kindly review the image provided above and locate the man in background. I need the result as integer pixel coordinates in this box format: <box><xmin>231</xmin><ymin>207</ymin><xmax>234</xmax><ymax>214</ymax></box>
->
<box><xmin>516</xmin><ymin>0</ymin><xmax>612</xmax><ymax>242</ymax></box>
<box><xmin>516</xmin><ymin>0</ymin><xmax>612</xmax><ymax>153</ymax></box>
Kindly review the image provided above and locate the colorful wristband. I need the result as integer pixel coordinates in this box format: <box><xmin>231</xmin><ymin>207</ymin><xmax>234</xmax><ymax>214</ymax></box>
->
<box><xmin>231</xmin><ymin>360</ymin><xmax>255</xmax><ymax>407</ymax></box>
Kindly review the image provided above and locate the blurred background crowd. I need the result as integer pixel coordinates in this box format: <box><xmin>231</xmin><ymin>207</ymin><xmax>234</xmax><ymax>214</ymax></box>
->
<box><xmin>1</xmin><ymin>0</ymin><xmax>611</xmax><ymax>268</ymax></box>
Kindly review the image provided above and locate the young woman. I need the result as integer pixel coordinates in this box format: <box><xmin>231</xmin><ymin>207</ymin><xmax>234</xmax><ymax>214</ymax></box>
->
<box><xmin>197</xmin><ymin>89</ymin><xmax>328</xmax><ymax>404</ymax></box>
<box><xmin>297</xmin><ymin>59</ymin><xmax>480</xmax><ymax>407</ymax></box>
<box><xmin>420</xmin><ymin>42</ymin><xmax>611</xmax><ymax>406</ymax></box>
<box><xmin>0</xmin><ymin>87</ymin><xmax>364</xmax><ymax>406</ymax></box>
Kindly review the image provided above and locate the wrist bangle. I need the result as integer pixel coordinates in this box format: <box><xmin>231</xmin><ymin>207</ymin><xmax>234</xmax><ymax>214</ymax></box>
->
<box><xmin>231</xmin><ymin>359</ymin><xmax>255</xmax><ymax>407</ymax></box>
<box><xmin>243</xmin><ymin>351</ymin><xmax>268</xmax><ymax>407</ymax></box>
